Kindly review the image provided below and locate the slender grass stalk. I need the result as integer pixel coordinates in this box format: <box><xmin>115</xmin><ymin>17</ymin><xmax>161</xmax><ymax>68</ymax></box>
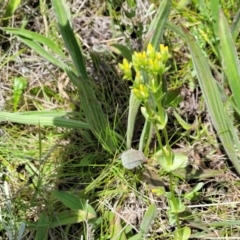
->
<box><xmin>184</xmin><ymin>28</ymin><xmax>240</xmax><ymax>175</ymax></box>
<box><xmin>0</xmin><ymin>111</ymin><xmax>90</xmax><ymax>129</ymax></box>
<box><xmin>219</xmin><ymin>10</ymin><xmax>240</xmax><ymax>111</ymax></box>
<box><xmin>52</xmin><ymin>0</ymin><xmax>118</xmax><ymax>153</ymax></box>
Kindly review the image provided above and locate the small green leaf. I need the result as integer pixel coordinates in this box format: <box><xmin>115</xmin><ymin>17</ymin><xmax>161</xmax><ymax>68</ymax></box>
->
<box><xmin>163</xmin><ymin>88</ymin><xmax>182</xmax><ymax>107</ymax></box>
<box><xmin>158</xmin><ymin>153</ymin><xmax>188</xmax><ymax>172</ymax></box>
<box><xmin>184</xmin><ymin>182</ymin><xmax>204</xmax><ymax>201</ymax></box>
<box><xmin>174</xmin><ymin>226</ymin><xmax>191</xmax><ymax>240</ymax></box>
<box><xmin>167</xmin><ymin>210</ymin><xmax>177</xmax><ymax>225</ymax></box>
<box><xmin>168</xmin><ymin>197</ymin><xmax>185</xmax><ymax>214</ymax></box>
<box><xmin>140</xmin><ymin>204</ymin><xmax>157</xmax><ymax>235</ymax></box>
<box><xmin>50</xmin><ymin>210</ymin><xmax>96</xmax><ymax>227</ymax></box>
<box><xmin>12</xmin><ymin>77</ymin><xmax>27</xmax><ymax>111</ymax></box>
<box><xmin>111</xmin><ymin>43</ymin><xmax>132</xmax><ymax>62</ymax></box>
<box><xmin>173</xmin><ymin>110</ymin><xmax>193</xmax><ymax>131</ymax></box>
<box><xmin>52</xmin><ymin>191</ymin><xmax>96</xmax><ymax>217</ymax></box>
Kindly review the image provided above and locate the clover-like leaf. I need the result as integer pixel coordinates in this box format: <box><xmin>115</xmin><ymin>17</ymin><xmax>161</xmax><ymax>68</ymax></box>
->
<box><xmin>158</xmin><ymin>153</ymin><xmax>188</xmax><ymax>172</ymax></box>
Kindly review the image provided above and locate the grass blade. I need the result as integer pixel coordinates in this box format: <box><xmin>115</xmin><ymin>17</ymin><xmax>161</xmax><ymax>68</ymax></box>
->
<box><xmin>52</xmin><ymin>0</ymin><xmax>87</xmax><ymax>80</ymax></box>
<box><xmin>50</xmin><ymin>210</ymin><xmax>96</xmax><ymax>227</ymax></box>
<box><xmin>126</xmin><ymin>91</ymin><xmax>141</xmax><ymax>149</ymax></box>
<box><xmin>184</xmin><ymin>28</ymin><xmax>240</xmax><ymax>175</ymax></box>
<box><xmin>147</xmin><ymin>0</ymin><xmax>172</xmax><ymax>49</ymax></box>
<box><xmin>14</xmin><ymin>35</ymin><xmax>68</xmax><ymax>70</ymax></box>
<box><xmin>0</xmin><ymin>111</ymin><xmax>90</xmax><ymax>129</ymax></box>
<box><xmin>140</xmin><ymin>204</ymin><xmax>157</xmax><ymax>236</ymax></box>
<box><xmin>52</xmin><ymin>191</ymin><xmax>96</xmax><ymax>216</ymax></box>
<box><xmin>231</xmin><ymin>9</ymin><xmax>240</xmax><ymax>42</ymax></box>
<box><xmin>3</xmin><ymin>0</ymin><xmax>21</xmax><ymax>26</ymax></box>
<box><xmin>219</xmin><ymin>10</ymin><xmax>240</xmax><ymax>111</ymax></box>
<box><xmin>35</xmin><ymin>213</ymin><xmax>49</xmax><ymax>240</ymax></box>
<box><xmin>52</xmin><ymin>0</ymin><xmax>118</xmax><ymax>152</ymax></box>
<box><xmin>2</xmin><ymin>27</ymin><xmax>66</xmax><ymax>58</ymax></box>
<box><xmin>111</xmin><ymin>43</ymin><xmax>133</xmax><ymax>62</ymax></box>
<box><xmin>210</xmin><ymin>0</ymin><xmax>220</xmax><ymax>38</ymax></box>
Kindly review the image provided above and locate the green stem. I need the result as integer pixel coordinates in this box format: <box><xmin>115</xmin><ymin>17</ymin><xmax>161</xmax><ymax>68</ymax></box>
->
<box><xmin>155</xmin><ymin>125</ymin><xmax>163</xmax><ymax>150</ymax></box>
<box><xmin>162</xmin><ymin>127</ymin><xmax>172</xmax><ymax>164</ymax></box>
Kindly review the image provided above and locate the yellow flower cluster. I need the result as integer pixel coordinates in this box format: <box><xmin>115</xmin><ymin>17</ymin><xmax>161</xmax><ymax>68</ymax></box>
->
<box><xmin>119</xmin><ymin>43</ymin><xmax>170</xmax><ymax>80</ymax></box>
<box><xmin>118</xmin><ymin>43</ymin><xmax>170</xmax><ymax>101</ymax></box>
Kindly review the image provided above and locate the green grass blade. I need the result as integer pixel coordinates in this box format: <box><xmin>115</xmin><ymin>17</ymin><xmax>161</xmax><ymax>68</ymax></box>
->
<box><xmin>15</xmin><ymin>36</ymin><xmax>68</xmax><ymax>70</ymax></box>
<box><xmin>52</xmin><ymin>0</ymin><xmax>88</xmax><ymax>80</ymax></box>
<box><xmin>13</xmin><ymin>111</ymin><xmax>78</xmax><ymax>117</ymax></box>
<box><xmin>29</xmin><ymin>211</ymin><xmax>96</xmax><ymax>229</ymax></box>
<box><xmin>219</xmin><ymin>10</ymin><xmax>240</xmax><ymax>111</ymax></box>
<box><xmin>126</xmin><ymin>91</ymin><xmax>141</xmax><ymax>149</ymax></box>
<box><xmin>50</xmin><ymin>210</ymin><xmax>96</xmax><ymax>227</ymax></box>
<box><xmin>210</xmin><ymin>0</ymin><xmax>220</xmax><ymax>37</ymax></box>
<box><xmin>2</xmin><ymin>27</ymin><xmax>67</xmax><ymax>58</ymax></box>
<box><xmin>52</xmin><ymin>0</ymin><xmax>118</xmax><ymax>152</ymax></box>
<box><xmin>0</xmin><ymin>111</ymin><xmax>90</xmax><ymax>129</ymax></box>
<box><xmin>111</xmin><ymin>43</ymin><xmax>133</xmax><ymax>62</ymax></box>
<box><xmin>147</xmin><ymin>0</ymin><xmax>172</xmax><ymax>49</ymax></box>
<box><xmin>231</xmin><ymin>9</ymin><xmax>240</xmax><ymax>42</ymax></box>
<box><xmin>184</xmin><ymin>28</ymin><xmax>240</xmax><ymax>175</ymax></box>
<box><xmin>17</xmin><ymin>222</ymin><xmax>26</xmax><ymax>240</ymax></box>
<box><xmin>3</xmin><ymin>0</ymin><xmax>21</xmax><ymax>26</ymax></box>
<box><xmin>166</xmin><ymin>21</ymin><xmax>186</xmax><ymax>40</ymax></box>
<box><xmin>35</xmin><ymin>213</ymin><xmax>49</xmax><ymax>240</ymax></box>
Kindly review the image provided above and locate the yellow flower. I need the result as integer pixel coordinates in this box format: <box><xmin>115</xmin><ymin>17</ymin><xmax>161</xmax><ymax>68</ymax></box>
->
<box><xmin>148</xmin><ymin>58</ymin><xmax>159</xmax><ymax>74</ymax></box>
<box><xmin>118</xmin><ymin>58</ymin><xmax>132</xmax><ymax>80</ymax></box>
<box><xmin>147</xmin><ymin>43</ymin><xmax>156</xmax><ymax>60</ymax></box>
<box><xmin>159</xmin><ymin>44</ymin><xmax>170</xmax><ymax>62</ymax></box>
<box><xmin>134</xmin><ymin>71</ymin><xmax>143</xmax><ymax>85</ymax></box>
<box><xmin>132</xmin><ymin>51</ymin><xmax>148</xmax><ymax>70</ymax></box>
<box><xmin>156</xmin><ymin>52</ymin><xmax>162</xmax><ymax>60</ymax></box>
<box><xmin>133</xmin><ymin>84</ymin><xmax>149</xmax><ymax>101</ymax></box>
<box><xmin>160</xmin><ymin>44</ymin><xmax>168</xmax><ymax>52</ymax></box>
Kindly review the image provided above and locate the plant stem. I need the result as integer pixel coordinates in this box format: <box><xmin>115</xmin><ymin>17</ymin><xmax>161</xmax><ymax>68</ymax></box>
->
<box><xmin>155</xmin><ymin>125</ymin><xmax>163</xmax><ymax>150</ymax></box>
